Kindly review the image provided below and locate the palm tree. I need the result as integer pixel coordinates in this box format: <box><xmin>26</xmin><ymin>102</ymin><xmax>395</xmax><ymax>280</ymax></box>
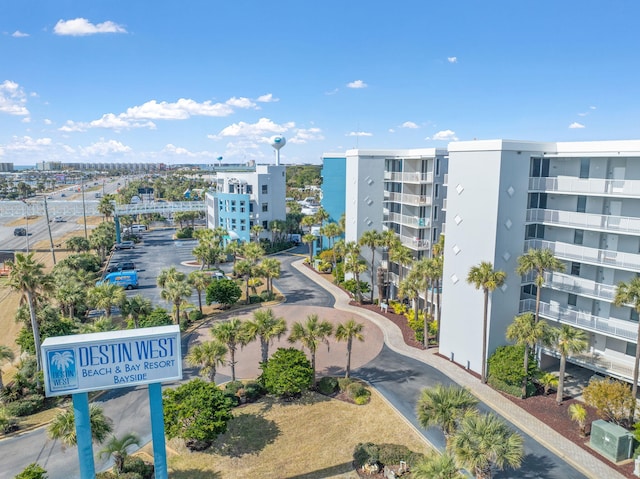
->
<box><xmin>225</xmin><ymin>240</ymin><xmax>242</xmax><ymax>267</ymax></box>
<box><xmin>250</xmin><ymin>224</ymin><xmax>264</xmax><ymax>243</ymax></box>
<box><xmin>186</xmin><ymin>340</ymin><xmax>228</xmax><ymax>382</ymax></box>
<box><xmin>210</xmin><ymin>318</ymin><xmax>249</xmax><ymax>382</ymax></box>
<box><xmin>449</xmin><ymin>412</ymin><xmax>524</xmax><ymax>479</ymax></box>
<box><xmin>614</xmin><ymin>276</ymin><xmax>640</xmax><ymax>419</ymax></box>
<box><xmin>99</xmin><ymin>433</ymin><xmax>140</xmax><ymax>474</ymax></box>
<box><xmin>188</xmin><ymin>270</ymin><xmax>211</xmax><ymax>314</ymax></box>
<box><xmin>8</xmin><ymin>253</ymin><xmax>49</xmax><ymax>371</ymax></box>
<box><xmin>359</xmin><ymin>229</ymin><xmax>382</xmax><ymax>303</ymax></box>
<box><xmin>322</xmin><ymin>222</ymin><xmax>342</xmax><ymax>268</ymax></box>
<box><xmin>539</xmin><ymin>372</ymin><xmax>558</xmax><ymax>396</ymax></box>
<box><xmin>568</xmin><ymin>403</ymin><xmax>588</xmax><ymax>438</ymax></box>
<box><xmin>87</xmin><ymin>283</ymin><xmax>126</xmax><ymax>319</ymax></box>
<box><xmin>156</xmin><ymin>266</ymin><xmax>185</xmax><ymax>289</ymax></box>
<box><xmin>121</xmin><ymin>294</ymin><xmax>152</xmax><ymax>328</ymax></box>
<box><xmin>516</xmin><ymin>248</ymin><xmax>565</xmax><ymax>324</ymax></box>
<box><xmin>242</xmin><ymin>241</ymin><xmax>265</xmax><ymax>264</ymax></box>
<box><xmin>413</xmin><ymin>452</ymin><xmax>464</xmax><ymax>479</ymax></box>
<box><xmin>97</xmin><ymin>196</ymin><xmax>115</xmax><ymax>221</ymax></box>
<box><xmin>552</xmin><ymin>325</ymin><xmax>588</xmax><ymax>405</ymax></box>
<box><xmin>335</xmin><ymin>318</ymin><xmax>365</xmax><ymax>378</ymax></box>
<box><xmin>467</xmin><ymin>262</ymin><xmax>507</xmax><ymax>383</ymax></box>
<box><xmin>506</xmin><ymin>313</ymin><xmax>551</xmax><ymax>398</ymax></box>
<box><xmin>48</xmin><ymin>404</ymin><xmax>113</xmax><ymax>447</ymax></box>
<box><xmin>244</xmin><ymin>308</ymin><xmax>288</xmax><ymax>364</ymax></box>
<box><xmin>389</xmin><ymin>243</ymin><xmax>413</xmax><ymax>298</ymax></box>
<box><xmin>303</xmin><ymin>233</ymin><xmax>316</xmax><ymax>264</ymax></box>
<box><xmin>416</xmin><ymin>384</ymin><xmax>478</xmax><ymax>440</ymax></box>
<box><xmin>344</xmin><ymin>242</ymin><xmax>368</xmax><ymax>303</ymax></box>
<box><xmin>288</xmin><ymin>314</ymin><xmax>334</xmax><ymax>386</ymax></box>
<box><xmin>160</xmin><ymin>279</ymin><xmax>193</xmax><ymax>324</ymax></box>
<box><xmin>432</xmin><ymin>235</ymin><xmax>445</xmax><ymax>342</ymax></box>
<box><xmin>260</xmin><ymin>257</ymin><xmax>281</xmax><ymax>297</ymax></box>
<box><xmin>0</xmin><ymin>345</ymin><xmax>15</xmax><ymax>390</ymax></box>
<box><xmin>234</xmin><ymin>259</ymin><xmax>253</xmax><ymax>305</ymax></box>
<box><xmin>65</xmin><ymin>236</ymin><xmax>91</xmax><ymax>253</ymax></box>
<box><xmin>399</xmin><ymin>271</ymin><xmax>423</xmax><ymax>343</ymax></box>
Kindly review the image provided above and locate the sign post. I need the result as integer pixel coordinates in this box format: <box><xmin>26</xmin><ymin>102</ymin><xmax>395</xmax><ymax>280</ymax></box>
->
<box><xmin>41</xmin><ymin>326</ymin><xmax>182</xmax><ymax>478</ymax></box>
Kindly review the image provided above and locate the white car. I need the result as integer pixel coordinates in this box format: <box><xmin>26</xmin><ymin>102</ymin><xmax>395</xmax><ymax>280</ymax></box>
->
<box><xmin>52</xmin><ymin>216</ymin><xmax>65</xmax><ymax>223</ymax></box>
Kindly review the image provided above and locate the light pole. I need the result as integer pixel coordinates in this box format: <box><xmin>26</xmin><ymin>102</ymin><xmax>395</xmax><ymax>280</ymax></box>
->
<box><xmin>21</xmin><ymin>199</ymin><xmax>30</xmax><ymax>253</ymax></box>
<box><xmin>81</xmin><ymin>174</ymin><xmax>88</xmax><ymax>239</ymax></box>
<box><xmin>42</xmin><ymin>194</ymin><xmax>56</xmax><ymax>265</ymax></box>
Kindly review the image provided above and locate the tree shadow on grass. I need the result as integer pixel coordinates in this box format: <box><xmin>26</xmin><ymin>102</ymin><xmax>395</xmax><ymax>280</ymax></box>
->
<box><xmin>210</xmin><ymin>413</ymin><xmax>280</xmax><ymax>457</ymax></box>
<box><xmin>170</xmin><ymin>468</ymin><xmax>222</xmax><ymax>479</ymax></box>
<box><xmin>285</xmin><ymin>461</ymin><xmax>355</xmax><ymax>479</ymax></box>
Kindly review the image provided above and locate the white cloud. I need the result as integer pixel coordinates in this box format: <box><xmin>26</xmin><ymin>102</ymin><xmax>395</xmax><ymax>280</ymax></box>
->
<box><xmin>125</xmin><ymin>98</ymin><xmax>234</xmax><ymax>120</ymax></box>
<box><xmin>44</xmin><ymin>119</ymin><xmax>52</xmax><ymax>125</ymax></box>
<box><xmin>289</xmin><ymin>127</ymin><xmax>324</xmax><ymax>144</ymax></box>
<box><xmin>388</xmin><ymin>128</ymin><xmax>396</xmax><ymax>133</ymax></box>
<box><xmin>325</xmin><ymin>88</ymin><xmax>339</xmax><ymax>96</ymax></box>
<box><xmin>0</xmin><ymin>80</ymin><xmax>29</xmax><ymax>116</ymax></box>
<box><xmin>401</xmin><ymin>121</ymin><xmax>419</xmax><ymax>129</ymax></box>
<box><xmin>80</xmin><ymin>139</ymin><xmax>131</xmax><ymax>156</ymax></box>
<box><xmin>569</xmin><ymin>122</ymin><xmax>585</xmax><ymax>129</ymax></box>
<box><xmin>21</xmin><ymin>117</ymin><xmax>31</xmax><ymax>123</ymax></box>
<box><xmin>256</xmin><ymin>93</ymin><xmax>278</xmax><ymax>103</ymax></box>
<box><xmin>225</xmin><ymin>97</ymin><xmax>256</xmax><ymax>109</ymax></box>
<box><xmin>89</xmin><ymin>113</ymin><xmax>156</xmax><ymax>130</ymax></box>
<box><xmin>431</xmin><ymin>129</ymin><xmax>458</xmax><ymax>141</ymax></box>
<box><xmin>447</xmin><ymin>56</ymin><xmax>458</xmax><ymax>63</ymax></box>
<box><xmin>211</xmin><ymin>117</ymin><xmax>294</xmax><ymax>140</ymax></box>
<box><xmin>590</xmin><ymin>106</ymin><xmax>596</xmax><ymax>110</ymax></box>
<box><xmin>346</xmin><ymin>131</ymin><xmax>373</xmax><ymax>137</ymax></box>
<box><xmin>12</xmin><ymin>31</ymin><xmax>29</xmax><ymax>38</ymax></box>
<box><xmin>163</xmin><ymin>144</ymin><xmax>195</xmax><ymax>157</ymax></box>
<box><xmin>6</xmin><ymin>136</ymin><xmax>52</xmax><ymax>151</ymax></box>
<box><xmin>54</xmin><ymin>18</ymin><xmax>127</xmax><ymax>36</ymax></box>
<box><xmin>347</xmin><ymin>80</ymin><xmax>367</xmax><ymax>89</ymax></box>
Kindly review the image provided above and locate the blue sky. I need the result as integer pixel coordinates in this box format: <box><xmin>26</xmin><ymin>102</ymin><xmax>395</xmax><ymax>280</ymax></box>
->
<box><xmin>1</xmin><ymin>1</ymin><xmax>639</xmax><ymax>165</ymax></box>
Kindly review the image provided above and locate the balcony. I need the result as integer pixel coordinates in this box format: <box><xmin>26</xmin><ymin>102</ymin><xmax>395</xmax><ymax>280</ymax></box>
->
<box><xmin>527</xmin><ymin>208</ymin><xmax>640</xmax><ymax>236</ymax></box>
<box><xmin>520</xmin><ymin>298</ymin><xmax>637</xmax><ymax>341</ymax></box>
<box><xmin>442</xmin><ymin>198</ymin><xmax>447</xmax><ymax>211</ymax></box>
<box><xmin>399</xmin><ymin>234</ymin><xmax>430</xmax><ymax>251</ymax></box>
<box><xmin>523</xmin><ymin>270</ymin><xmax>617</xmax><ymax>302</ymax></box>
<box><xmin>384</xmin><ymin>171</ymin><xmax>433</xmax><ymax>183</ymax></box>
<box><xmin>384</xmin><ymin>212</ymin><xmax>430</xmax><ymax>228</ymax></box>
<box><xmin>529</xmin><ymin>176</ymin><xmax>640</xmax><ymax>197</ymax></box>
<box><xmin>385</xmin><ymin>192</ymin><xmax>432</xmax><ymax>206</ymax></box>
<box><xmin>524</xmin><ymin>238</ymin><xmax>640</xmax><ymax>272</ymax></box>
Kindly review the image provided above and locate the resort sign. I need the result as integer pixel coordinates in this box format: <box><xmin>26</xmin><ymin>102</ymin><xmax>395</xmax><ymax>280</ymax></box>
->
<box><xmin>41</xmin><ymin>325</ymin><xmax>182</xmax><ymax>397</ymax></box>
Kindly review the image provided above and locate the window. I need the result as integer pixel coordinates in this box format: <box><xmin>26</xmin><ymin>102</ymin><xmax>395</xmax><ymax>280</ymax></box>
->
<box><xmin>433</xmin><ymin>206</ymin><xmax>438</xmax><ymax>221</ymax></box>
<box><xmin>526</xmin><ymin>224</ymin><xmax>545</xmax><ymax>239</ymax></box>
<box><xmin>577</xmin><ymin>196</ymin><xmax>587</xmax><ymax>213</ymax></box>
<box><xmin>435</xmin><ymin>158</ymin><xmax>441</xmax><ymax>176</ymax></box>
<box><xmin>262</xmin><ymin>220</ymin><xmax>268</xmax><ymax>229</ymax></box>
<box><xmin>574</xmin><ymin>229</ymin><xmax>584</xmax><ymax>245</ymax></box>
<box><xmin>571</xmin><ymin>262</ymin><xmax>581</xmax><ymax>276</ymax></box>
<box><xmin>528</xmin><ymin>193</ymin><xmax>547</xmax><ymax>209</ymax></box>
<box><xmin>262</xmin><ymin>203</ymin><xmax>268</xmax><ymax>212</ymax></box>
<box><xmin>433</xmin><ymin>228</ymin><xmax>438</xmax><ymax>241</ymax></box>
<box><xmin>240</xmin><ymin>206</ymin><xmax>245</xmax><ymax>213</ymax></box>
<box><xmin>579</xmin><ymin>158</ymin><xmax>590</xmax><ymax>179</ymax></box>
<box><xmin>249</xmin><ymin>203</ymin><xmax>254</xmax><ymax>212</ymax></box>
<box><xmin>568</xmin><ymin>293</ymin><xmax>577</xmax><ymax>307</ymax></box>
<box><xmin>434</xmin><ymin>183</ymin><xmax>440</xmax><ymax>198</ymax></box>
<box><xmin>246</xmin><ymin>185</ymin><xmax>253</xmax><ymax>194</ymax></box>
<box><xmin>262</xmin><ymin>184</ymin><xmax>268</xmax><ymax>194</ymax></box>
<box><xmin>240</xmin><ymin>225</ymin><xmax>246</xmax><ymax>231</ymax></box>
<box><xmin>530</xmin><ymin>157</ymin><xmax>550</xmax><ymax>177</ymax></box>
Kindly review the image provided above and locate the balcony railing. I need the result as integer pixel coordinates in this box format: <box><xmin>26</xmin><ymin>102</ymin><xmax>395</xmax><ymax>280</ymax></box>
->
<box><xmin>385</xmin><ymin>192</ymin><xmax>432</xmax><ymax>206</ymax></box>
<box><xmin>522</xmin><ymin>270</ymin><xmax>617</xmax><ymax>302</ymax></box>
<box><xmin>520</xmin><ymin>298</ymin><xmax>637</xmax><ymax>341</ymax></box>
<box><xmin>529</xmin><ymin>176</ymin><xmax>640</xmax><ymax>197</ymax></box>
<box><xmin>384</xmin><ymin>171</ymin><xmax>434</xmax><ymax>183</ymax></box>
<box><xmin>541</xmin><ymin>347</ymin><xmax>635</xmax><ymax>383</ymax></box>
<box><xmin>384</xmin><ymin>212</ymin><xmax>430</xmax><ymax>228</ymax></box>
<box><xmin>524</xmin><ymin>238</ymin><xmax>640</xmax><ymax>272</ymax></box>
<box><xmin>399</xmin><ymin>234</ymin><xmax>431</xmax><ymax>251</ymax></box>
<box><xmin>527</xmin><ymin>208</ymin><xmax>640</xmax><ymax>235</ymax></box>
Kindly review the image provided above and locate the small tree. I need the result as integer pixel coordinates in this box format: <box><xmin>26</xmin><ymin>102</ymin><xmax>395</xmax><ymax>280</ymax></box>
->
<box><xmin>538</xmin><ymin>372</ymin><xmax>558</xmax><ymax>396</ymax></box>
<box><xmin>0</xmin><ymin>345</ymin><xmax>15</xmax><ymax>390</ymax></box>
<box><xmin>15</xmin><ymin>463</ymin><xmax>48</xmax><ymax>479</ymax></box>
<box><xmin>47</xmin><ymin>404</ymin><xmax>113</xmax><ymax>447</ymax></box>
<box><xmin>260</xmin><ymin>347</ymin><xmax>313</xmax><ymax>398</ymax></box>
<box><xmin>99</xmin><ymin>433</ymin><xmax>140</xmax><ymax>474</ymax></box>
<box><xmin>568</xmin><ymin>403</ymin><xmax>588</xmax><ymax>438</ymax></box>
<box><xmin>583</xmin><ymin>379</ymin><xmax>634</xmax><ymax>426</ymax></box>
<box><xmin>163</xmin><ymin>378</ymin><xmax>234</xmax><ymax>451</ymax></box>
<box><xmin>206</xmin><ymin>278</ymin><xmax>242</xmax><ymax>309</ymax></box>
<box><xmin>416</xmin><ymin>384</ymin><xmax>478</xmax><ymax>440</ymax></box>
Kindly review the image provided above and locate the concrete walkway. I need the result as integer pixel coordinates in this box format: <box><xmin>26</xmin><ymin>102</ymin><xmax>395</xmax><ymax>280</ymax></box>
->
<box><xmin>292</xmin><ymin>259</ymin><xmax>628</xmax><ymax>479</ymax></box>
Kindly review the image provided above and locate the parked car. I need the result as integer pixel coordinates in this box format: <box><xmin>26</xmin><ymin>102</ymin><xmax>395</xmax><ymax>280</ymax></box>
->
<box><xmin>13</xmin><ymin>227</ymin><xmax>26</xmax><ymax>236</ymax></box>
<box><xmin>105</xmin><ymin>261</ymin><xmax>136</xmax><ymax>273</ymax></box>
<box><xmin>96</xmin><ymin>271</ymin><xmax>138</xmax><ymax>290</ymax></box>
<box><xmin>113</xmin><ymin>241</ymin><xmax>135</xmax><ymax>250</ymax></box>
<box><xmin>52</xmin><ymin>216</ymin><xmax>65</xmax><ymax>223</ymax></box>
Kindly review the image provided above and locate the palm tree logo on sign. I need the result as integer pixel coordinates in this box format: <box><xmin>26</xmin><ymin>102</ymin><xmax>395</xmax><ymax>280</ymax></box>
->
<box><xmin>47</xmin><ymin>349</ymin><xmax>78</xmax><ymax>392</ymax></box>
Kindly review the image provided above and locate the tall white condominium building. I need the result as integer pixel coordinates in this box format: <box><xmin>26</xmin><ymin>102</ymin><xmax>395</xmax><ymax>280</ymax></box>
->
<box><xmin>205</xmin><ymin>164</ymin><xmax>286</xmax><ymax>243</ymax></box>
<box><xmin>341</xmin><ymin>148</ymin><xmax>447</xmax><ymax>298</ymax></box>
<box><xmin>440</xmin><ymin>139</ymin><xmax>640</xmax><ymax>383</ymax></box>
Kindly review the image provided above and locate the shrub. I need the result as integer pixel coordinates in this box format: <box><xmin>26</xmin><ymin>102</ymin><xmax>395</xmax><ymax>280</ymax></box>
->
<box><xmin>346</xmin><ymin>381</ymin><xmax>371</xmax><ymax>404</ymax></box>
<box><xmin>353</xmin><ymin>442</ymin><xmax>380</xmax><ymax>467</ymax></box>
<box><xmin>389</xmin><ymin>301</ymin><xmax>407</xmax><ymax>315</ymax></box>
<box><xmin>189</xmin><ymin>310</ymin><xmax>204</xmax><ymax>322</ymax></box>
<box><xmin>260</xmin><ymin>347</ymin><xmax>313</xmax><ymax>398</ymax></box>
<box><xmin>488</xmin><ymin>344</ymin><xmax>538</xmax><ymax>394</ymax></box>
<box><xmin>583</xmin><ymin>378</ymin><xmax>633</xmax><ymax>426</ymax></box>
<box><xmin>15</xmin><ymin>463</ymin><xmax>48</xmax><ymax>479</ymax></box>
<box><xmin>260</xmin><ymin>291</ymin><xmax>275</xmax><ymax>302</ymax></box>
<box><xmin>249</xmin><ymin>294</ymin><xmax>263</xmax><ymax>304</ymax></box>
<box><xmin>224</xmin><ymin>381</ymin><xmax>244</xmax><ymax>395</ymax></box>
<box><xmin>332</xmin><ymin>262</ymin><xmax>345</xmax><ymax>283</ymax></box>
<box><xmin>377</xmin><ymin>443</ymin><xmax>425</xmax><ymax>466</ymax></box>
<box><xmin>317</xmin><ymin>376</ymin><xmax>338</xmax><ymax>395</ymax></box>
<box><xmin>96</xmin><ymin>473</ymin><xmax>117</xmax><ymax>479</ymax></box>
<box><xmin>0</xmin><ymin>407</ymin><xmax>18</xmax><ymax>433</ymax></box>
<box><xmin>122</xmin><ymin>456</ymin><xmax>154</xmax><ymax>479</ymax></box>
<box><xmin>354</xmin><ymin>392</ymin><xmax>371</xmax><ymax>405</ymax></box>
<box><xmin>175</xmin><ymin>227</ymin><xmax>194</xmax><ymax>239</ymax></box>
<box><xmin>337</xmin><ymin>377</ymin><xmax>354</xmax><ymax>392</ymax></box>
<box><xmin>6</xmin><ymin>394</ymin><xmax>44</xmax><ymax>417</ymax></box>
<box><xmin>244</xmin><ymin>381</ymin><xmax>266</xmax><ymax>402</ymax></box>
<box><xmin>179</xmin><ymin>317</ymin><xmax>189</xmax><ymax>332</ymax></box>
<box><xmin>405</xmin><ymin>310</ymin><xmax>425</xmax><ymax>344</ymax></box>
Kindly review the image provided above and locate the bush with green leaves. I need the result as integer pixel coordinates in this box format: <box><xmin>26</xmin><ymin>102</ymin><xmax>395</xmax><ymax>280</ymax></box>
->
<box><xmin>341</xmin><ymin>279</ymin><xmax>370</xmax><ymax>297</ymax></box>
<box><xmin>487</xmin><ymin>344</ymin><xmax>538</xmax><ymax>396</ymax></box>
<box><xmin>163</xmin><ymin>378</ymin><xmax>234</xmax><ymax>451</ymax></box>
<box><xmin>122</xmin><ymin>456</ymin><xmax>154</xmax><ymax>479</ymax></box>
<box><xmin>405</xmin><ymin>310</ymin><xmax>425</xmax><ymax>344</ymax></box>
<box><xmin>354</xmin><ymin>442</ymin><xmax>425</xmax><ymax>470</ymax></box>
<box><xmin>259</xmin><ymin>347</ymin><xmax>313</xmax><ymax>398</ymax></box>
<box><xmin>337</xmin><ymin>377</ymin><xmax>354</xmax><ymax>392</ymax></box>
<box><xmin>15</xmin><ymin>463</ymin><xmax>47</xmax><ymax>479</ymax></box>
<box><xmin>0</xmin><ymin>407</ymin><xmax>18</xmax><ymax>433</ymax></box>
<box><xmin>57</xmin><ymin>253</ymin><xmax>102</xmax><ymax>273</ymax></box>
<box><xmin>244</xmin><ymin>381</ymin><xmax>266</xmax><ymax>402</ymax></box>
<box><xmin>347</xmin><ymin>381</ymin><xmax>371</xmax><ymax>405</ymax></box>
<box><xmin>189</xmin><ymin>310</ymin><xmax>203</xmax><ymax>322</ymax></box>
<box><xmin>583</xmin><ymin>378</ymin><xmax>634</xmax><ymax>426</ymax></box>
<box><xmin>224</xmin><ymin>381</ymin><xmax>244</xmax><ymax>395</ymax></box>
<box><xmin>138</xmin><ymin>307</ymin><xmax>173</xmax><ymax>328</ymax></box>
<box><xmin>318</xmin><ymin>376</ymin><xmax>338</xmax><ymax>395</ymax></box>
<box><xmin>206</xmin><ymin>278</ymin><xmax>242</xmax><ymax>308</ymax></box>
<box><xmin>6</xmin><ymin>394</ymin><xmax>44</xmax><ymax>417</ymax></box>
<box><xmin>175</xmin><ymin>227</ymin><xmax>194</xmax><ymax>239</ymax></box>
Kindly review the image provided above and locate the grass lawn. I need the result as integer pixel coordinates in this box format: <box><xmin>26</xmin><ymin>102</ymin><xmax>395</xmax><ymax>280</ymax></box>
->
<box><xmin>158</xmin><ymin>389</ymin><xmax>430</xmax><ymax>479</ymax></box>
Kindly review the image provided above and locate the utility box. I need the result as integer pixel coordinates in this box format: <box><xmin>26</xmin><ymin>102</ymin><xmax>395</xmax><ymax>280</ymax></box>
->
<box><xmin>590</xmin><ymin>419</ymin><xmax>635</xmax><ymax>462</ymax></box>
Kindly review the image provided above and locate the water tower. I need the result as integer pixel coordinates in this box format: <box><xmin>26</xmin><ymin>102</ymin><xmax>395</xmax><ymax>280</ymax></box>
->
<box><xmin>269</xmin><ymin>135</ymin><xmax>286</xmax><ymax>165</ymax></box>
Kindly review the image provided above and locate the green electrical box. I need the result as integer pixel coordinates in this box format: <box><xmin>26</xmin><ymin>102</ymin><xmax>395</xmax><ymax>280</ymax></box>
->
<box><xmin>590</xmin><ymin>419</ymin><xmax>635</xmax><ymax>462</ymax></box>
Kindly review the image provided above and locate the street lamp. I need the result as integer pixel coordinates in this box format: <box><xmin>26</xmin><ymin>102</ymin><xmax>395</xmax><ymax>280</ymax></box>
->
<box><xmin>81</xmin><ymin>174</ymin><xmax>88</xmax><ymax>239</ymax></box>
<box><xmin>20</xmin><ymin>199</ymin><xmax>29</xmax><ymax>253</ymax></box>
<box><xmin>42</xmin><ymin>194</ymin><xmax>56</xmax><ymax>265</ymax></box>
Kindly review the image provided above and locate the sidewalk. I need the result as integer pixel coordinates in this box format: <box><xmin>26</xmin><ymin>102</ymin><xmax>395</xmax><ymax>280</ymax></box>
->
<box><xmin>292</xmin><ymin>259</ymin><xmax>628</xmax><ymax>479</ymax></box>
